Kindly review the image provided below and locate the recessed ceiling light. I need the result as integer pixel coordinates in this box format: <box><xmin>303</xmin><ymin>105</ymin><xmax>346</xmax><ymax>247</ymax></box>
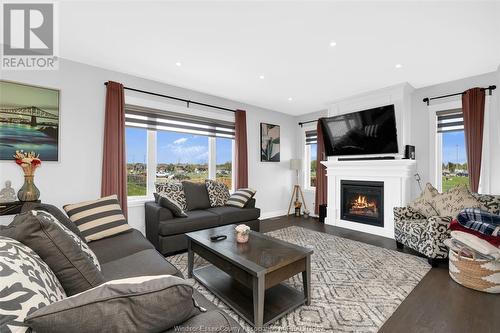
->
<box><xmin>288</xmin><ymin>97</ymin><xmax>293</xmax><ymax>101</ymax></box>
<box><xmin>259</xmin><ymin>75</ymin><xmax>265</xmax><ymax>80</ymax></box>
<box><xmin>395</xmin><ymin>63</ymin><xmax>403</xmax><ymax>69</ymax></box>
<box><xmin>175</xmin><ymin>62</ymin><xmax>182</xmax><ymax>67</ymax></box>
<box><xmin>329</xmin><ymin>41</ymin><xmax>337</xmax><ymax>47</ymax></box>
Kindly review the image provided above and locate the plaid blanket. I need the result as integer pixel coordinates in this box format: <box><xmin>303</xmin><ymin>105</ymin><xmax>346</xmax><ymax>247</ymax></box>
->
<box><xmin>457</xmin><ymin>208</ymin><xmax>500</xmax><ymax>237</ymax></box>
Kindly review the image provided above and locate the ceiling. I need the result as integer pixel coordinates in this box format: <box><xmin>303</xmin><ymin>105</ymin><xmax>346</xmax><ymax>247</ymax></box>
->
<box><xmin>59</xmin><ymin>1</ymin><xmax>500</xmax><ymax>115</ymax></box>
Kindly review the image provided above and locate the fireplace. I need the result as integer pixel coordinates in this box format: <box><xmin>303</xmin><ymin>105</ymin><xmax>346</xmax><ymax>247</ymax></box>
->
<box><xmin>341</xmin><ymin>180</ymin><xmax>384</xmax><ymax>227</ymax></box>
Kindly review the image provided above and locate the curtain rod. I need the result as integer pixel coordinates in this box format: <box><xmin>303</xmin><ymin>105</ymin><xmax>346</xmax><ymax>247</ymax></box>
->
<box><xmin>103</xmin><ymin>82</ymin><xmax>237</xmax><ymax>113</ymax></box>
<box><xmin>298</xmin><ymin>119</ymin><xmax>318</xmax><ymax>127</ymax></box>
<box><xmin>423</xmin><ymin>85</ymin><xmax>496</xmax><ymax>106</ymax></box>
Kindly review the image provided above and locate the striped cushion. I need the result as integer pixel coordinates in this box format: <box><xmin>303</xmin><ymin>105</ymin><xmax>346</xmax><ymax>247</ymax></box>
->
<box><xmin>64</xmin><ymin>195</ymin><xmax>131</xmax><ymax>242</ymax></box>
<box><xmin>226</xmin><ymin>188</ymin><xmax>256</xmax><ymax>208</ymax></box>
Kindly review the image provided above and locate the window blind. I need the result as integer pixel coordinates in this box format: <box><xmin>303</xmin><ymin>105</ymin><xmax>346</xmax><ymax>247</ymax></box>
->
<box><xmin>125</xmin><ymin>104</ymin><xmax>235</xmax><ymax>138</ymax></box>
<box><xmin>436</xmin><ymin>109</ymin><xmax>463</xmax><ymax>133</ymax></box>
<box><xmin>305</xmin><ymin>130</ymin><xmax>317</xmax><ymax>145</ymax></box>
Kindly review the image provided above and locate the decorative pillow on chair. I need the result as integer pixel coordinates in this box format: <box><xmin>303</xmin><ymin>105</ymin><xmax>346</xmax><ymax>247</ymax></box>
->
<box><xmin>5</xmin><ymin>211</ymin><xmax>104</xmax><ymax>296</ymax></box>
<box><xmin>205</xmin><ymin>179</ymin><xmax>231</xmax><ymax>207</ymax></box>
<box><xmin>226</xmin><ymin>188</ymin><xmax>256</xmax><ymax>208</ymax></box>
<box><xmin>0</xmin><ymin>236</ymin><xmax>66</xmax><ymax>333</ymax></box>
<box><xmin>156</xmin><ymin>182</ymin><xmax>187</xmax><ymax>210</ymax></box>
<box><xmin>158</xmin><ymin>193</ymin><xmax>188</xmax><ymax>218</ymax></box>
<box><xmin>25</xmin><ymin>275</ymin><xmax>203</xmax><ymax>333</ymax></box>
<box><xmin>408</xmin><ymin>183</ymin><xmax>439</xmax><ymax>217</ymax></box>
<box><xmin>433</xmin><ymin>185</ymin><xmax>482</xmax><ymax>218</ymax></box>
<box><xmin>64</xmin><ymin>194</ymin><xmax>131</xmax><ymax>242</ymax></box>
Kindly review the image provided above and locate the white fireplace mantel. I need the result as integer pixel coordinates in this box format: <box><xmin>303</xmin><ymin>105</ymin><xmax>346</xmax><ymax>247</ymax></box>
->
<box><xmin>321</xmin><ymin>159</ymin><xmax>417</xmax><ymax>239</ymax></box>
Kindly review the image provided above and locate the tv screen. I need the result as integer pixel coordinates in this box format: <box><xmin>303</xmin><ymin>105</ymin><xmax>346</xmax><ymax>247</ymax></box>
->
<box><xmin>320</xmin><ymin>105</ymin><xmax>398</xmax><ymax>156</ymax></box>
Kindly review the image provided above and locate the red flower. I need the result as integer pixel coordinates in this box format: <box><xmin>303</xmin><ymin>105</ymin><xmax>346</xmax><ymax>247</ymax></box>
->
<box><xmin>15</xmin><ymin>159</ymin><xmax>22</xmax><ymax>165</ymax></box>
<box><xmin>31</xmin><ymin>159</ymin><xmax>41</xmax><ymax>166</ymax></box>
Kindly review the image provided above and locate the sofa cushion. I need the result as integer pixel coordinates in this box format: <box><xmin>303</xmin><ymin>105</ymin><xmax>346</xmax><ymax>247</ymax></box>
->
<box><xmin>158</xmin><ymin>192</ymin><xmax>188</xmax><ymax>217</ymax></box>
<box><xmin>101</xmin><ymin>249</ymin><xmax>183</xmax><ymax>281</ymax></box>
<box><xmin>432</xmin><ymin>185</ymin><xmax>482</xmax><ymax>218</ymax></box>
<box><xmin>64</xmin><ymin>194</ymin><xmax>131</xmax><ymax>242</ymax></box>
<box><xmin>182</xmin><ymin>181</ymin><xmax>211</xmax><ymax>211</ymax></box>
<box><xmin>6</xmin><ymin>211</ymin><xmax>104</xmax><ymax>296</ymax></box>
<box><xmin>226</xmin><ymin>188</ymin><xmax>256</xmax><ymax>208</ymax></box>
<box><xmin>0</xmin><ymin>236</ymin><xmax>66</xmax><ymax>333</ymax></box>
<box><xmin>408</xmin><ymin>183</ymin><xmax>439</xmax><ymax>218</ymax></box>
<box><xmin>88</xmin><ymin>229</ymin><xmax>154</xmax><ymax>264</ymax></box>
<box><xmin>207</xmin><ymin>206</ymin><xmax>260</xmax><ymax>224</ymax></box>
<box><xmin>21</xmin><ymin>202</ymin><xmax>86</xmax><ymax>242</ymax></box>
<box><xmin>473</xmin><ymin>193</ymin><xmax>500</xmax><ymax>215</ymax></box>
<box><xmin>156</xmin><ymin>182</ymin><xmax>187</xmax><ymax>210</ymax></box>
<box><xmin>25</xmin><ymin>275</ymin><xmax>202</xmax><ymax>333</ymax></box>
<box><xmin>159</xmin><ymin>210</ymin><xmax>220</xmax><ymax>236</ymax></box>
<box><xmin>205</xmin><ymin>179</ymin><xmax>230</xmax><ymax>207</ymax></box>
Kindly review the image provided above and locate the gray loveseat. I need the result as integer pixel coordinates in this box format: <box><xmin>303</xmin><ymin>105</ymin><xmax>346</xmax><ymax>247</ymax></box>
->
<box><xmin>145</xmin><ymin>190</ymin><xmax>261</xmax><ymax>255</ymax></box>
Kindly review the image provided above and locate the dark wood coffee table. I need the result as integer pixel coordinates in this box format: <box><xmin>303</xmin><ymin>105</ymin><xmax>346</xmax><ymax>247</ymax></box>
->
<box><xmin>186</xmin><ymin>225</ymin><xmax>313</xmax><ymax>329</ymax></box>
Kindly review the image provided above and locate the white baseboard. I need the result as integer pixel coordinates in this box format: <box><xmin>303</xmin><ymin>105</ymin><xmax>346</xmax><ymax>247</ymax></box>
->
<box><xmin>260</xmin><ymin>209</ymin><xmax>288</xmax><ymax>220</ymax></box>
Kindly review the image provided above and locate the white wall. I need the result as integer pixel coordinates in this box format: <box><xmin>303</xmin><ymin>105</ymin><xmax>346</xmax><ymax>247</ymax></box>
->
<box><xmin>410</xmin><ymin>70</ymin><xmax>500</xmax><ymax>195</ymax></box>
<box><xmin>0</xmin><ymin>59</ymin><xmax>297</xmax><ymax>228</ymax></box>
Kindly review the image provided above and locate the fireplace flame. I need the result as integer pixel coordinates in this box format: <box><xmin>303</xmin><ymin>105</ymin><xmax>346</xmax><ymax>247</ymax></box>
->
<box><xmin>351</xmin><ymin>195</ymin><xmax>376</xmax><ymax>210</ymax></box>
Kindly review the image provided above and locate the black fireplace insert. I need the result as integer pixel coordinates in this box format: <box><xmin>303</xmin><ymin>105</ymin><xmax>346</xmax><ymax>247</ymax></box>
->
<box><xmin>341</xmin><ymin>180</ymin><xmax>384</xmax><ymax>227</ymax></box>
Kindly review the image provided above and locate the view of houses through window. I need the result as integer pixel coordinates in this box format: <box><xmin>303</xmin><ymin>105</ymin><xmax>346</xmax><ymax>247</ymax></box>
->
<box><xmin>310</xmin><ymin>143</ymin><xmax>317</xmax><ymax>188</ymax></box>
<box><xmin>126</xmin><ymin>127</ymin><xmax>233</xmax><ymax>197</ymax></box>
<box><xmin>441</xmin><ymin>130</ymin><xmax>469</xmax><ymax>192</ymax></box>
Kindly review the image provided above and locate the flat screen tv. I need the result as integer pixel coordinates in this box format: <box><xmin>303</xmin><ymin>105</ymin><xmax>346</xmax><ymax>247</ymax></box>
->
<box><xmin>320</xmin><ymin>105</ymin><xmax>398</xmax><ymax>156</ymax></box>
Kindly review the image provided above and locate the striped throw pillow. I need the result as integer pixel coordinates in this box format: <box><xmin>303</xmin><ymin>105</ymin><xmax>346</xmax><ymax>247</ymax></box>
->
<box><xmin>64</xmin><ymin>195</ymin><xmax>131</xmax><ymax>242</ymax></box>
<box><xmin>226</xmin><ymin>188</ymin><xmax>256</xmax><ymax>208</ymax></box>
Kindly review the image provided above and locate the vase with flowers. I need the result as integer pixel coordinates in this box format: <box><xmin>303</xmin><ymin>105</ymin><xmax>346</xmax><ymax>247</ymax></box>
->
<box><xmin>14</xmin><ymin>151</ymin><xmax>42</xmax><ymax>202</ymax></box>
<box><xmin>235</xmin><ymin>224</ymin><xmax>251</xmax><ymax>244</ymax></box>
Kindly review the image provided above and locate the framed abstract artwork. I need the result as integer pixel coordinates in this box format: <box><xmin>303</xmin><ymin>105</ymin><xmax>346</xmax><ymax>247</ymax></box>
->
<box><xmin>0</xmin><ymin>80</ymin><xmax>60</xmax><ymax>161</ymax></box>
<box><xmin>260</xmin><ymin>123</ymin><xmax>280</xmax><ymax>162</ymax></box>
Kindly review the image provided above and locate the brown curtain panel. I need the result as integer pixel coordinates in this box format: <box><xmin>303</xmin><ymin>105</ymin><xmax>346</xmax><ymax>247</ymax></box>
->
<box><xmin>462</xmin><ymin>88</ymin><xmax>485</xmax><ymax>193</ymax></box>
<box><xmin>101</xmin><ymin>81</ymin><xmax>128</xmax><ymax>217</ymax></box>
<box><xmin>235</xmin><ymin>109</ymin><xmax>248</xmax><ymax>189</ymax></box>
<box><xmin>315</xmin><ymin>119</ymin><xmax>327</xmax><ymax>215</ymax></box>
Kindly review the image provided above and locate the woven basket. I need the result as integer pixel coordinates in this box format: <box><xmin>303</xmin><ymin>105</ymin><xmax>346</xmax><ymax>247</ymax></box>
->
<box><xmin>448</xmin><ymin>249</ymin><xmax>500</xmax><ymax>293</ymax></box>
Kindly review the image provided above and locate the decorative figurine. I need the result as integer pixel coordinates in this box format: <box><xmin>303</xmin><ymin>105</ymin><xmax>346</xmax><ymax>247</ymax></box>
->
<box><xmin>0</xmin><ymin>180</ymin><xmax>17</xmax><ymax>203</ymax></box>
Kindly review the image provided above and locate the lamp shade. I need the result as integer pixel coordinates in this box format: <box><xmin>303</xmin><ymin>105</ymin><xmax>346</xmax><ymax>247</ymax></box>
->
<box><xmin>290</xmin><ymin>158</ymin><xmax>302</xmax><ymax>170</ymax></box>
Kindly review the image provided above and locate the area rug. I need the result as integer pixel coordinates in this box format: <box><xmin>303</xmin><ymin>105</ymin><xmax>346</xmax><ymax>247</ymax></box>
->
<box><xmin>168</xmin><ymin>226</ymin><xmax>431</xmax><ymax>332</ymax></box>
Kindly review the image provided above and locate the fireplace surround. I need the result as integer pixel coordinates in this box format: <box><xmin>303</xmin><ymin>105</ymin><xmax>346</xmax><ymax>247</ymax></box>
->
<box><xmin>341</xmin><ymin>180</ymin><xmax>384</xmax><ymax>227</ymax></box>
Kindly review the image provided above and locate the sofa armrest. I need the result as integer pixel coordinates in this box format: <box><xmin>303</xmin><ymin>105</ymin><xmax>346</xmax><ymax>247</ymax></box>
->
<box><xmin>145</xmin><ymin>201</ymin><xmax>174</xmax><ymax>250</ymax></box>
<box><xmin>244</xmin><ymin>198</ymin><xmax>256</xmax><ymax>209</ymax></box>
<box><xmin>393</xmin><ymin>206</ymin><xmax>426</xmax><ymax>224</ymax></box>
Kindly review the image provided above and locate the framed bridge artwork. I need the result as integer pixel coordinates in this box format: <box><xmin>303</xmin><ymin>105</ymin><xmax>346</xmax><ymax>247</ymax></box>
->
<box><xmin>0</xmin><ymin>80</ymin><xmax>60</xmax><ymax>161</ymax></box>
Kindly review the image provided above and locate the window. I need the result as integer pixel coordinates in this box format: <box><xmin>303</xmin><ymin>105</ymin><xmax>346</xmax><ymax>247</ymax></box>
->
<box><xmin>305</xmin><ymin>130</ymin><xmax>318</xmax><ymax>189</ymax></box>
<box><xmin>216</xmin><ymin>137</ymin><xmax>233</xmax><ymax>189</ymax></box>
<box><xmin>441</xmin><ymin>131</ymin><xmax>468</xmax><ymax>192</ymax></box>
<box><xmin>125</xmin><ymin>105</ymin><xmax>235</xmax><ymax>197</ymax></box>
<box><xmin>156</xmin><ymin>132</ymin><xmax>209</xmax><ymax>184</ymax></box>
<box><xmin>310</xmin><ymin>143</ymin><xmax>317</xmax><ymax>188</ymax></box>
<box><xmin>437</xmin><ymin>109</ymin><xmax>469</xmax><ymax>192</ymax></box>
<box><xmin>125</xmin><ymin>127</ymin><xmax>148</xmax><ymax>196</ymax></box>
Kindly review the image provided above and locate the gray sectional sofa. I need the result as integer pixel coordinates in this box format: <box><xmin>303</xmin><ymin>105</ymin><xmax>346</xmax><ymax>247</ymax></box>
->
<box><xmin>1</xmin><ymin>203</ymin><xmax>245</xmax><ymax>332</ymax></box>
<box><xmin>145</xmin><ymin>197</ymin><xmax>261</xmax><ymax>255</ymax></box>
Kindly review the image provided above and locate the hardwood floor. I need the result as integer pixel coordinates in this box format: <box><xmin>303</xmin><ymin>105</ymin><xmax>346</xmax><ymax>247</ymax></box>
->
<box><xmin>260</xmin><ymin>215</ymin><xmax>500</xmax><ymax>333</ymax></box>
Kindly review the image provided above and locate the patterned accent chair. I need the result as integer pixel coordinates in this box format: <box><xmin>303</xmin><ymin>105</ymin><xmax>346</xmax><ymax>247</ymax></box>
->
<box><xmin>393</xmin><ymin>193</ymin><xmax>500</xmax><ymax>267</ymax></box>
